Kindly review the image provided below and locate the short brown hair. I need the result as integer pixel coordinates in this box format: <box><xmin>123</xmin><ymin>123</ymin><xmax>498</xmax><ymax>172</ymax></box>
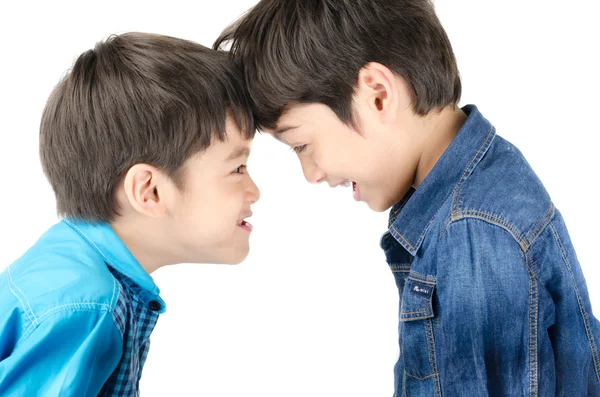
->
<box><xmin>214</xmin><ymin>0</ymin><xmax>461</xmax><ymax>129</ymax></box>
<box><xmin>40</xmin><ymin>32</ymin><xmax>255</xmax><ymax>222</ymax></box>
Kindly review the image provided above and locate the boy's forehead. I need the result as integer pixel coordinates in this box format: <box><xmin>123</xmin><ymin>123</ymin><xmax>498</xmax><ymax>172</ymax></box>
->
<box><xmin>221</xmin><ymin>118</ymin><xmax>252</xmax><ymax>143</ymax></box>
<box><xmin>271</xmin><ymin>124</ymin><xmax>298</xmax><ymax>137</ymax></box>
<box><xmin>224</xmin><ymin>145</ymin><xmax>251</xmax><ymax>161</ymax></box>
<box><xmin>194</xmin><ymin>125</ymin><xmax>253</xmax><ymax>161</ymax></box>
<box><xmin>274</xmin><ymin>102</ymin><xmax>328</xmax><ymax>129</ymax></box>
<box><xmin>220</xmin><ymin>130</ymin><xmax>253</xmax><ymax>159</ymax></box>
<box><xmin>270</xmin><ymin>111</ymin><xmax>302</xmax><ymax>137</ymax></box>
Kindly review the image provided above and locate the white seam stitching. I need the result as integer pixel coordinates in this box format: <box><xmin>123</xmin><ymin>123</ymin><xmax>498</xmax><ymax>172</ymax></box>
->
<box><xmin>20</xmin><ymin>302</ymin><xmax>111</xmax><ymax>337</ymax></box>
<box><xmin>7</xmin><ymin>265</ymin><xmax>38</xmax><ymax>325</ymax></box>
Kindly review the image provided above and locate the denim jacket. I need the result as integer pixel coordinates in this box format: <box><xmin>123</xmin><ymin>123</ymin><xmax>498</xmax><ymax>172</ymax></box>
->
<box><xmin>381</xmin><ymin>105</ymin><xmax>600</xmax><ymax>396</ymax></box>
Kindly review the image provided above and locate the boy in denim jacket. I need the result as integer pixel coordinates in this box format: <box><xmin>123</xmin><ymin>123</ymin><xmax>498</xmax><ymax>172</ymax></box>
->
<box><xmin>0</xmin><ymin>32</ymin><xmax>259</xmax><ymax>396</ymax></box>
<box><xmin>215</xmin><ymin>0</ymin><xmax>600</xmax><ymax>395</ymax></box>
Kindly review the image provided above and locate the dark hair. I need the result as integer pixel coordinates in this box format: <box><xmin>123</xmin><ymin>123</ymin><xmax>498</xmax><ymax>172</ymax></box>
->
<box><xmin>40</xmin><ymin>32</ymin><xmax>255</xmax><ymax>222</ymax></box>
<box><xmin>214</xmin><ymin>0</ymin><xmax>461</xmax><ymax>129</ymax></box>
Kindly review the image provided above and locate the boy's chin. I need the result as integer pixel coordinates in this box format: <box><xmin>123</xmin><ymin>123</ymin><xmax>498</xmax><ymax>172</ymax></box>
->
<box><xmin>364</xmin><ymin>196</ymin><xmax>394</xmax><ymax>213</ymax></box>
<box><xmin>211</xmin><ymin>247</ymin><xmax>250</xmax><ymax>265</ymax></box>
<box><xmin>224</xmin><ymin>254</ymin><xmax>248</xmax><ymax>265</ymax></box>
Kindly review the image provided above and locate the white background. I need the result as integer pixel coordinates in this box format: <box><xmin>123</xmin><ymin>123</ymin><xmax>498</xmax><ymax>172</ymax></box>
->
<box><xmin>0</xmin><ymin>1</ymin><xmax>598</xmax><ymax>396</ymax></box>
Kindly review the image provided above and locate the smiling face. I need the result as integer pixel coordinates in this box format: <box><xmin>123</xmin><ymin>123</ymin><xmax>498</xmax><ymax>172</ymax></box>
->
<box><xmin>267</xmin><ymin>66</ymin><xmax>425</xmax><ymax>212</ymax></box>
<box><xmin>166</xmin><ymin>116</ymin><xmax>261</xmax><ymax>264</ymax></box>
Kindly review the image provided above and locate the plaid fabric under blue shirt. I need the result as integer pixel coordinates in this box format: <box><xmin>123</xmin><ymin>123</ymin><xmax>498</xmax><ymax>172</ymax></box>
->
<box><xmin>100</xmin><ymin>268</ymin><xmax>161</xmax><ymax>396</ymax></box>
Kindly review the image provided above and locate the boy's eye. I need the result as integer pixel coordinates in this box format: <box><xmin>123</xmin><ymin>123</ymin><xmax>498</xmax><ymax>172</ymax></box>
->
<box><xmin>233</xmin><ymin>165</ymin><xmax>247</xmax><ymax>174</ymax></box>
<box><xmin>291</xmin><ymin>145</ymin><xmax>307</xmax><ymax>154</ymax></box>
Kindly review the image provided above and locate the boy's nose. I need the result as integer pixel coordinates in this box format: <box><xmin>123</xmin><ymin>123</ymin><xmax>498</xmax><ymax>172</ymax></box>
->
<box><xmin>299</xmin><ymin>156</ymin><xmax>326</xmax><ymax>184</ymax></box>
<box><xmin>246</xmin><ymin>175</ymin><xmax>260</xmax><ymax>203</ymax></box>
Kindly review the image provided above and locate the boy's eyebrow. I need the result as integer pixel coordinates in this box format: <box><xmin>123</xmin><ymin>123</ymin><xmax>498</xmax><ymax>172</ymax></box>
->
<box><xmin>273</xmin><ymin>125</ymin><xmax>298</xmax><ymax>134</ymax></box>
<box><xmin>225</xmin><ymin>146</ymin><xmax>251</xmax><ymax>162</ymax></box>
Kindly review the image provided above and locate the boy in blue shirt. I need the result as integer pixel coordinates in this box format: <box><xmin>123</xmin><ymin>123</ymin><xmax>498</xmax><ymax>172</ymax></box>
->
<box><xmin>215</xmin><ymin>0</ymin><xmax>600</xmax><ymax>395</ymax></box>
<box><xmin>0</xmin><ymin>32</ymin><xmax>259</xmax><ymax>395</ymax></box>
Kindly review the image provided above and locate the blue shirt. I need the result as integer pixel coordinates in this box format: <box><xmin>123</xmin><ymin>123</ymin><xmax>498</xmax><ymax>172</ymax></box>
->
<box><xmin>0</xmin><ymin>219</ymin><xmax>166</xmax><ymax>396</ymax></box>
<box><xmin>381</xmin><ymin>105</ymin><xmax>600</xmax><ymax>396</ymax></box>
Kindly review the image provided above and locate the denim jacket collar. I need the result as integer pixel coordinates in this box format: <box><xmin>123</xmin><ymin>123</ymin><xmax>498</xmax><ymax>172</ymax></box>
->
<box><xmin>388</xmin><ymin>105</ymin><xmax>496</xmax><ymax>256</ymax></box>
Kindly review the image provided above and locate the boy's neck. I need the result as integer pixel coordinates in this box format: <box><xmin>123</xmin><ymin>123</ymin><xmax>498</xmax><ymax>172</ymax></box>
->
<box><xmin>412</xmin><ymin>106</ymin><xmax>467</xmax><ymax>189</ymax></box>
<box><xmin>110</xmin><ymin>220</ymin><xmax>168</xmax><ymax>275</ymax></box>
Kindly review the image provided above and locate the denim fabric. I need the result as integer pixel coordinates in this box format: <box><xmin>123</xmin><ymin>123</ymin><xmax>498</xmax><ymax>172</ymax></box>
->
<box><xmin>381</xmin><ymin>105</ymin><xmax>600</xmax><ymax>396</ymax></box>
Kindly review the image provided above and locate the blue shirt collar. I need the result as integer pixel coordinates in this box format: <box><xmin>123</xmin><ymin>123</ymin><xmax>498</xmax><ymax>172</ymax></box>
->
<box><xmin>63</xmin><ymin>218</ymin><xmax>165</xmax><ymax>308</ymax></box>
<box><xmin>388</xmin><ymin>105</ymin><xmax>496</xmax><ymax>255</ymax></box>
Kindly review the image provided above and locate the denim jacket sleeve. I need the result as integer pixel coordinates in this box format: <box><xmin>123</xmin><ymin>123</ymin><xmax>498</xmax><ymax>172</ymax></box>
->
<box><xmin>437</xmin><ymin>216</ymin><xmax>540</xmax><ymax>394</ymax></box>
<box><xmin>529</xmin><ymin>209</ymin><xmax>600</xmax><ymax>393</ymax></box>
<box><xmin>436</xmin><ymin>212</ymin><xmax>600</xmax><ymax>395</ymax></box>
<box><xmin>0</xmin><ymin>308</ymin><xmax>122</xmax><ymax>396</ymax></box>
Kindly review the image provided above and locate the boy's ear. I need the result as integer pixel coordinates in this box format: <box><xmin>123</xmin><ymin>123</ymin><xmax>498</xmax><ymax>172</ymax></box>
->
<box><xmin>355</xmin><ymin>62</ymin><xmax>401</xmax><ymax>123</ymax></box>
<box><xmin>122</xmin><ymin>164</ymin><xmax>169</xmax><ymax>218</ymax></box>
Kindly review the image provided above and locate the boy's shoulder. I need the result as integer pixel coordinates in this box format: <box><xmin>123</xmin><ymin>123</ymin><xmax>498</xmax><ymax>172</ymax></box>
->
<box><xmin>2</xmin><ymin>221</ymin><xmax>120</xmax><ymax>325</ymax></box>
<box><xmin>451</xmin><ymin>133</ymin><xmax>555</xmax><ymax>245</ymax></box>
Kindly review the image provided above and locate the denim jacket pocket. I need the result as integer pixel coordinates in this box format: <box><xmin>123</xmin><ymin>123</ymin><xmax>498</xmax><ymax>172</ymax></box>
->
<box><xmin>398</xmin><ymin>276</ymin><xmax>439</xmax><ymax>381</ymax></box>
<box><xmin>400</xmin><ymin>277</ymin><xmax>435</xmax><ymax>321</ymax></box>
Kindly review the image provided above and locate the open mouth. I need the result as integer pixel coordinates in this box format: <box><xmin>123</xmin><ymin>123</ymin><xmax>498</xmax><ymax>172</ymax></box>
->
<box><xmin>352</xmin><ymin>181</ymin><xmax>360</xmax><ymax>200</ymax></box>
<box><xmin>237</xmin><ymin>217</ymin><xmax>253</xmax><ymax>232</ymax></box>
<box><xmin>330</xmin><ymin>179</ymin><xmax>350</xmax><ymax>188</ymax></box>
<box><xmin>331</xmin><ymin>180</ymin><xmax>360</xmax><ymax>201</ymax></box>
